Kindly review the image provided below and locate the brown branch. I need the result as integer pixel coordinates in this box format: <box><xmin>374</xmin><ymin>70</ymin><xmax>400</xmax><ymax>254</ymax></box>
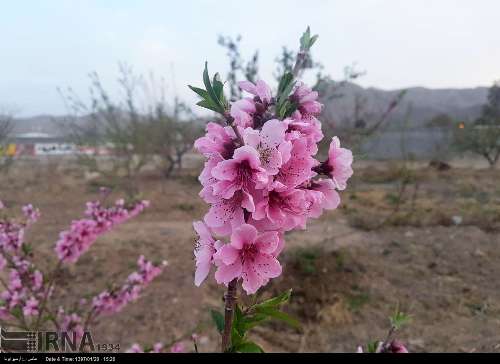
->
<box><xmin>223</xmin><ymin>112</ymin><xmax>244</xmax><ymax>146</ymax></box>
<box><xmin>35</xmin><ymin>260</ymin><xmax>62</xmax><ymax>330</ymax></box>
<box><xmin>221</xmin><ymin>279</ymin><xmax>238</xmax><ymax>352</ymax></box>
<box><xmin>292</xmin><ymin>51</ymin><xmax>307</xmax><ymax>79</ymax></box>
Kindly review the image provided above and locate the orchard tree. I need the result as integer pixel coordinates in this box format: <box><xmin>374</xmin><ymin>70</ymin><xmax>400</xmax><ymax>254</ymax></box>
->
<box><xmin>61</xmin><ymin>65</ymin><xmax>153</xmax><ymax>197</ymax></box>
<box><xmin>61</xmin><ymin>65</ymin><xmax>203</xmax><ymax>196</ymax></box>
<box><xmin>454</xmin><ymin>82</ymin><xmax>500</xmax><ymax>168</ymax></box>
<box><xmin>0</xmin><ymin>111</ymin><xmax>13</xmax><ymax>174</ymax></box>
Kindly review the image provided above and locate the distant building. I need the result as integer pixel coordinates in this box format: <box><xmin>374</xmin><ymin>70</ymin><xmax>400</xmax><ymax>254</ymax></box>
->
<box><xmin>11</xmin><ymin>132</ymin><xmax>76</xmax><ymax>156</ymax></box>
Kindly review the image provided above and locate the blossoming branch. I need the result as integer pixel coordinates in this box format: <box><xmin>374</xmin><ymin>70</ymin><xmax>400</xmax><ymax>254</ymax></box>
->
<box><xmin>0</xmin><ymin>198</ymin><xmax>165</xmax><ymax>345</ymax></box>
<box><xmin>190</xmin><ymin>27</ymin><xmax>354</xmax><ymax>352</ymax></box>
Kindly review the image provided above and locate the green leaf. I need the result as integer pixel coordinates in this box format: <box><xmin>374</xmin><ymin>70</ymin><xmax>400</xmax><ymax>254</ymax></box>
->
<box><xmin>203</xmin><ymin>62</ymin><xmax>224</xmax><ymax>114</ymax></box>
<box><xmin>210</xmin><ymin>309</ymin><xmax>225</xmax><ymax>334</ymax></box>
<box><xmin>254</xmin><ymin>289</ymin><xmax>292</xmax><ymax>309</ymax></box>
<box><xmin>279</xmin><ymin>78</ymin><xmax>296</xmax><ymax>104</ymax></box>
<box><xmin>234</xmin><ymin>341</ymin><xmax>264</xmax><ymax>353</ymax></box>
<box><xmin>389</xmin><ymin>308</ymin><xmax>411</xmax><ymax>330</ymax></box>
<box><xmin>22</xmin><ymin>243</ymin><xmax>32</xmax><ymax>255</ymax></box>
<box><xmin>196</xmin><ymin>99</ymin><xmax>220</xmax><ymax>113</ymax></box>
<box><xmin>277</xmin><ymin>72</ymin><xmax>294</xmax><ymax>96</ymax></box>
<box><xmin>254</xmin><ymin>307</ymin><xmax>301</xmax><ymax>329</ymax></box>
<box><xmin>367</xmin><ymin>341</ymin><xmax>379</xmax><ymax>353</ymax></box>
<box><xmin>231</xmin><ymin>326</ymin><xmax>245</xmax><ymax>350</ymax></box>
<box><xmin>239</xmin><ymin>313</ymin><xmax>268</xmax><ymax>332</ymax></box>
<box><xmin>188</xmin><ymin>85</ymin><xmax>209</xmax><ymax>99</ymax></box>
<box><xmin>10</xmin><ymin>306</ymin><xmax>22</xmax><ymax>320</ymax></box>
<box><xmin>309</xmin><ymin>35</ymin><xmax>319</xmax><ymax>48</ymax></box>
<box><xmin>299</xmin><ymin>26</ymin><xmax>318</xmax><ymax>51</ymax></box>
<box><xmin>300</xmin><ymin>26</ymin><xmax>311</xmax><ymax>50</ymax></box>
<box><xmin>233</xmin><ymin>304</ymin><xmax>247</xmax><ymax>336</ymax></box>
<box><xmin>212</xmin><ymin>73</ymin><xmax>225</xmax><ymax>104</ymax></box>
<box><xmin>276</xmin><ymin>72</ymin><xmax>296</xmax><ymax>119</ymax></box>
<box><xmin>283</xmin><ymin>102</ymin><xmax>297</xmax><ymax>118</ymax></box>
<box><xmin>43</xmin><ymin>312</ymin><xmax>56</xmax><ymax>324</ymax></box>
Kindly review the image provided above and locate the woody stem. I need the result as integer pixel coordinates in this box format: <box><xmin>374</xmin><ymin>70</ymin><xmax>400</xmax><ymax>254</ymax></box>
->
<box><xmin>221</xmin><ymin>279</ymin><xmax>238</xmax><ymax>352</ymax></box>
<box><xmin>223</xmin><ymin>112</ymin><xmax>244</xmax><ymax>146</ymax></box>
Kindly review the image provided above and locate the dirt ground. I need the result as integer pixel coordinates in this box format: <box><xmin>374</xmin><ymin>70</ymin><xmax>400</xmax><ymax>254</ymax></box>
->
<box><xmin>1</xmin><ymin>156</ymin><xmax>499</xmax><ymax>353</ymax></box>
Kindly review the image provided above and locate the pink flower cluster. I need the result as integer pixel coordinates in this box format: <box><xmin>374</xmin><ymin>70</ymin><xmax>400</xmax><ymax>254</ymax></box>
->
<box><xmin>193</xmin><ymin>80</ymin><xmax>353</xmax><ymax>294</ymax></box>
<box><xmin>0</xmin><ymin>204</ymin><xmax>45</xmax><ymax>321</ymax></box>
<box><xmin>0</xmin><ymin>199</ymin><xmax>163</xmax><ymax>342</ymax></box>
<box><xmin>0</xmin><ymin>266</ymin><xmax>44</xmax><ymax>319</ymax></box>
<box><xmin>0</xmin><ymin>203</ymin><xmax>40</xmax><ymax>255</ymax></box>
<box><xmin>55</xmin><ymin>199</ymin><xmax>149</xmax><ymax>263</ymax></box>
<box><xmin>57</xmin><ymin>309</ymin><xmax>85</xmax><ymax>341</ymax></box>
<box><xmin>91</xmin><ymin>256</ymin><xmax>166</xmax><ymax>315</ymax></box>
<box><xmin>22</xmin><ymin>204</ymin><xmax>41</xmax><ymax>225</ymax></box>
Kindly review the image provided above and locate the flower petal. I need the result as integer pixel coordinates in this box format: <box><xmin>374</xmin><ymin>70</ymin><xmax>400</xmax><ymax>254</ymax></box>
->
<box><xmin>231</xmin><ymin>224</ymin><xmax>258</xmax><ymax>249</ymax></box>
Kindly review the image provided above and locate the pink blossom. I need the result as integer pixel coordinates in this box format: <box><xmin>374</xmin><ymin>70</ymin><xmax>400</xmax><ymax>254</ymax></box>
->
<box><xmin>387</xmin><ymin>340</ymin><xmax>409</xmax><ymax>353</ymax></box>
<box><xmin>303</xmin><ymin>179</ymin><xmax>341</xmax><ymax>219</ymax></box>
<box><xmin>11</xmin><ymin>256</ymin><xmax>30</xmax><ymax>273</ymax></box>
<box><xmin>152</xmin><ymin>342</ymin><xmax>164</xmax><ymax>353</ymax></box>
<box><xmin>286</xmin><ymin>113</ymin><xmax>323</xmax><ymax>155</ymax></box>
<box><xmin>57</xmin><ymin>310</ymin><xmax>85</xmax><ymax>342</ymax></box>
<box><xmin>22</xmin><ymin>204</ymin><xmax>40</xmax><ymax>224</ymax></box>
<box><xmin>193</xmin><ymin>221</ymin><xmax>220</xmax><ymax>286</ymax></box>
<box><xmin>238</xmin><ymin>80</ymin><xmax>272</xmax><ymax>104</ymax></box>
<box><xmin>230</xmin><ymin>98</ymin><xmax>256</xmax><ymax>128</ymax></box>
<box><xmin>253</xmin><ymin>183</ymin><xmax>309</xmax><ymax>231</ymax></box>
<box><xmin>211</xmin><ymin>146</ymin><xmax>268</xmax><ymax>199</ymax></box>
<box><xmin>232</xmin><ymin>80</ymin><xmax>273</xmax><ymax>129</ymax></box>
<box><xmin>214</xmin><ymin>224</ymin><xmax>282</xmax><ymax>294</ymax></box>
<box><xmin>275</xmin><ymin>138</ymin><xmax>316</xmax><ymax>190</ymax></box>
<box><xmin>325</xmin><ymin>136</ymin><xmax>353</xmax><ymax>190</ymax></box>
<box><xmin>55</xmin><ymin>200</ymin><xmax>149</xmax><ymax>263</ymax></box>
<box><xmin>54</xmin><ymin>219</ymin><xmax>98</xmax><ymax>263</ymax></box>
<box><xmin>126</xmin><ymin>344</ymin><xmax>144</xmax><ymax>353</ymax></box>
<box><xmin>22</xmin><ymin>297</ymin><xmax>39</xmax><ymax>316</ymax></box>
<box><xmin>8</xmin><ymin>270</ymin><xmax>23</xmax><ymax>291</ymax></box>
<box><xmin>291</xmin><ymin>82</ymin><xmax>322</xmax><ymax>117</ymax></box>
<box><xmin>194</xmin><ymin>122</ymin><xmax>236</xmax><ymax>159</ymax></box>
<box><xmin>32</xmin><ymin>270</ymin><xmax>43</xmax><ymax>291</ymax></box>
<box><xmin>170</xmin><ymin>342</ymin><xmax>185</xmax><ymax>353</ymax></box>
<box><xmin>244</xmin><ymin>119</ymin><xmax>291</xmax><ymax>175</ymax></box>
<box><xmin>0</xmin><ymin>306</ymin><xmax>10</xmax><ymax>320</ymax></box>
<box><xmin>199</xmin><ymin>153</ymin><xmax>224</xmax><ymax>193</ymax></box>
<box><xmin>92</xmin><ymin>256</ymin><xmax>164</xmax><ymax>315</ymax></box>
<box><xmin>0</xmin><ymin>221</ymin><xmax>25</xmax><ymax>253</ymax></box>
<box><xmin>202</xmin><ymin>190</ymin><xmax>249</xmax><ymax>236</ymax></box>
<box><xmin>2</xmin><ymin>290</ymin><xmax>23</xmax><ymax>309</ymax></box>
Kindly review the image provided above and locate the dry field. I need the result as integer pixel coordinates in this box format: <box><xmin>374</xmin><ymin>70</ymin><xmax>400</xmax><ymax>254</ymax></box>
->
<box><xmin>1</xmin><ymin>156</ymin><xmax>500</xmax><ymax>352</ymax></box>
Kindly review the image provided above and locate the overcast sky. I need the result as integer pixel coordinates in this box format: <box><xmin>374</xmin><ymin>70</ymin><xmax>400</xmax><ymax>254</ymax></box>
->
<box><xmin>1</xmin><ymin>0</ymin><xmax>499</xmax><ymax>116</ymax></box>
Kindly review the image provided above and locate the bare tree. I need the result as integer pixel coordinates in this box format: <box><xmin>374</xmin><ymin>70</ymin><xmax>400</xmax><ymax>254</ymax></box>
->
<box><xmin>218</xmin><ymin>30</ymin><xmax>327</xmax><ymax>100</ymax></box>
<box><xmin>218</xmin><ymin>35</ymin><xmax>259</xmax><ymax>101</ymax></box>
<box><xmin>60</xmin><ymin>65</ymin><xmax>156</xmax><ymax>197</ymax></box>
<box><xmin>61</xmin><ymin>65</ymin><xmax>203</xmax><ymax>196</ymax></box>
<box><xmin>215</xmin><ymin>32</ymin><xmax>400</xmax><ymax>157</ymax></box>
<box><xmin>321</xmin><ymin>87</ymin><xmax>406</xmax><ymax>155</ymax></box>
<box><xmin>147</xmin><ymin>98</ymin><xmax>202</xmax><ymax>178</ymax></box>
